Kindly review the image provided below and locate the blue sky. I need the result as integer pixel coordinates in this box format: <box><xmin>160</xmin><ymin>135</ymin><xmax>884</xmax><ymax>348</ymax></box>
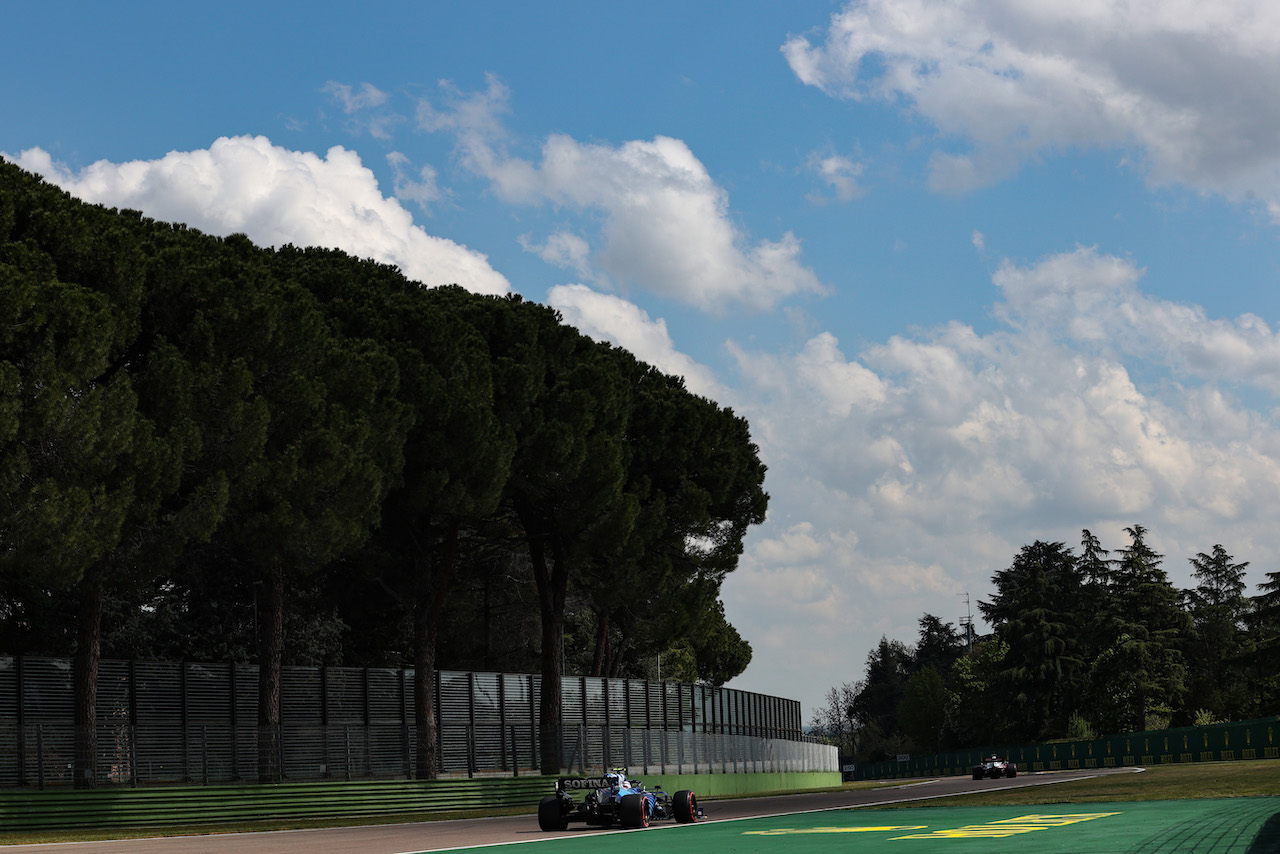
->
<box><xmin>8</xmin><ymin>1</ymin><xmax>1280</xmax><ymax>718</ymax></box>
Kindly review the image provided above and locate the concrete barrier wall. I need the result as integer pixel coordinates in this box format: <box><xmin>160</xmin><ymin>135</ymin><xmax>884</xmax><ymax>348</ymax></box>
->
<box><xmin>638</xmin><ymin>771</ymin><xmax>843</xmax><ymax>798</ymax></box>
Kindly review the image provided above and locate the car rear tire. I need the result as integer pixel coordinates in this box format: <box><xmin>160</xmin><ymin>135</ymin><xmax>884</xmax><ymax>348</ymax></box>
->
<box><xmin>1006</xmin><ymin>768</ymin><xmax>1017</xmax><ymax>778</ymax></box>
<box><xmin>673</xmin><ymin>790</ymin><xmax>698</xmax><ymax>823</ymax></box>
<box><xmin>620</xmin><ymin>793</ymin><xmax>649</xmax><ymax>828</ymax></box>
<box><xmin>538</xmin><ymin>795</ymin><xmax>568</xmax><ymax>831</ymax></box>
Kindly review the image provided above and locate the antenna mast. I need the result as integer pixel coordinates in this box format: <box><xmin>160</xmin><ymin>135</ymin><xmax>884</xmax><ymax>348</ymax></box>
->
<box><xmin>959</xmin><ymin>592</ymin><xmax>975</xmax><ymax>653</ymax></box>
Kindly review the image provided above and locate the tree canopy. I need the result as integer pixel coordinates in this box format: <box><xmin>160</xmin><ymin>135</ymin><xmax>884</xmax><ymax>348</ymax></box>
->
<box><xmin>0</xmin><ymin>161</ymin><xmax>769</xmax><ymax>783</ymax></box>
<box><xmin>813</xmin><ymin>526</ymin><xmax>1280</xmax><ymax>762</ymax></box>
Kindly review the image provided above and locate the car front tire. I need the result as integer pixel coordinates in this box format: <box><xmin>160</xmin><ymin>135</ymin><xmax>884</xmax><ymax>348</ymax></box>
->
<box><xmin>620</xmin><ymin>793</ymin><xmax>650</xmax><ymax>828</ymax></box>
<box><xmin>538</xmin><ymin>795</ymin><xmax>568</xmax><ymax>831</ymax></box>
<box><xmin>673</xmin><ymin>790</ymin><xmax>698</xmax><ymax>823</ymax></box>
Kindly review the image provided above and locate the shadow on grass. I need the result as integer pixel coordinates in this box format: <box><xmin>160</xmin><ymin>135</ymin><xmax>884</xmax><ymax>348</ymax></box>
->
<box><xmin>1248</xmin><ymin>811</ymin><xmax>1280</xmax><ymax>853</ymax></box>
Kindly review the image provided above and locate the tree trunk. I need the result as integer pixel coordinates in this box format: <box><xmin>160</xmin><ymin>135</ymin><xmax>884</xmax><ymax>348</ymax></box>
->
<box><xmin>1134</xmin><ymin>686</ymin><xmax>1148</xmax><ymax>734</ymax></box>
<box><xmin>608</xmin><ymin>633</ymin><xmax>631</xmax><ymax>679</ymax></box>
<box><xmin>72</xmin><ymin>567</ymin><xmax>104</xmax><ymax>789</ymax></box>
<box><xmin>413</xmin><ymin>523</ymin><xmax>456</xmax><ymax>779</ymax></box>
<box><xmin>414</xmin><ymin>604</ymin><xmax>439</xmax><ymax>779</ymax></box>
<box><xmin>257</xmin><ymin>558</ymin><xmax>285</xmax><ymax>782</ymax></box>
<box><xmin>590</xmin><ymin>611</ymin><xmax>609</xmax><ymax>677</ymax></box>
<box><xmin>524</xmin><ymin>529</ymin><xmax>566</xmax><ymax>774</ymax></box>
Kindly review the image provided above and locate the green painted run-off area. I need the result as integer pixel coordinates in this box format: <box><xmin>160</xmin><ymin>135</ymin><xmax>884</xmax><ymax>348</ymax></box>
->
<box><xmin>512</xmin><ymin>798</ymin><xmax>1280</xmax><ymax>854</ymax></box>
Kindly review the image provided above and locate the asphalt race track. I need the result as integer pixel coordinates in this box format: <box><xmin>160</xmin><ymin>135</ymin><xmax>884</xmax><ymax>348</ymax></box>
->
<box><xmin>0</xmin><ymin>767</ymin><xmax>1143</xmax><ymax>854</ymax></box>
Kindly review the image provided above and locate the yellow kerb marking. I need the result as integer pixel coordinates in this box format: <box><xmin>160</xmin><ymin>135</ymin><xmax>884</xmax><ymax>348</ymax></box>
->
<box><xmin>743</xmin><ymin>826</ymin><xmax>928</xmax><ymax>836</ymax></box>
<box><xmin>892</xmin><ymin>812</ymin><xmax>1121</xmax><ymax>839</ymax></box>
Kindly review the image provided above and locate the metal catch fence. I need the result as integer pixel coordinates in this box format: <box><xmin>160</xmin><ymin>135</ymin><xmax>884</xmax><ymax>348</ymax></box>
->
<box><xmin>0</xmin><ymin>656</ymin><xmax>827</xmax><ymax>787</ymax></box>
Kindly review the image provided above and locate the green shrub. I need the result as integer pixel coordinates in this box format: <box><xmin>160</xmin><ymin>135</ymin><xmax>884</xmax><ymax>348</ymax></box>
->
<box><xmin>1065</xmin><ymin>713</ymin><xmax>1097</xmax><ymax>741</ymax></box>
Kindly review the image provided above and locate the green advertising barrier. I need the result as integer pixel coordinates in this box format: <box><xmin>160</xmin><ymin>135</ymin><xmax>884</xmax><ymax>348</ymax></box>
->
<box><xmin>852</xmin><ymin>716</ymin><xmax>1280</xmax><ymax>781</ymax></box>
<box><xmin>0</xmin><ymin>771</ymin><xmax>842</xmax><ymax>831</ymax></box>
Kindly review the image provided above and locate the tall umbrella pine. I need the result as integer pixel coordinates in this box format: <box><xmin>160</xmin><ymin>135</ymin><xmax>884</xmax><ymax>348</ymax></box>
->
<box><xmin>450</xmin><ymin>294</ymin><xmax>634</xmax><ymax>774</ymax></box>
<box><xmin>280</xmin><ymin>258</ymin><xmax>515</xmax><ymax>779</ymax></box>
<box><xmin>578</xmin><ymin>353</ymin><xmax>767</xmax><ymax>682</ymax></box>
<box><xmin>227</xmin><ymin>276</ymin><xmax>407</xmax><ymax>782</ymax></box>
<box><xmin>1</xmin><ymin>167</ymin><xmax>229</xmax><ymax>788</ymax></box>
<box><xmin>521</xmin><ymin>322</ymin><xmax>632</xmax><ymax>775</ymax></box>
<box><xmin>129</xmin><ymin>234</ymin><xmax>409</xmax><ymax>783</ymax></box>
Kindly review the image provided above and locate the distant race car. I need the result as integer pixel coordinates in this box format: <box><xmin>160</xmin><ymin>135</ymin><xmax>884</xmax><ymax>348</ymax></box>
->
<box><xmin>972</xmin><ymin>754</ymin><xmax>1018</xmax><ymax>780</ymax></box>
<box><xmin>537</xmin><ymin>768</ymin><xmax>702</xmax><ymax>830</ymax></box>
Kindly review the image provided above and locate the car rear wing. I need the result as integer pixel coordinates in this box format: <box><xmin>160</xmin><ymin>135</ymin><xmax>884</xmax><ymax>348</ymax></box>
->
<box><xmin>556</xmin><ymin>777</ymin><xmax>609</xmax><ymax>793</ymax></box>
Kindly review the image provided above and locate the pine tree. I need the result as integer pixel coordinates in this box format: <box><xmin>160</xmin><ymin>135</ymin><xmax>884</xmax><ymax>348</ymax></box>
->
<box><xmin>1183</xmin><ymin>545</ymin><xmax>1250</xmax><ymax>720</ymax></box>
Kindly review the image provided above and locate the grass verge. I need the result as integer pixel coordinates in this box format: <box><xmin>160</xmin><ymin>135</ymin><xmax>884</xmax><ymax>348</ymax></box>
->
<box><xmin>868</xmin><ymin>759</ymin><xmax>1280</xmax><ymax>808</ymax></box>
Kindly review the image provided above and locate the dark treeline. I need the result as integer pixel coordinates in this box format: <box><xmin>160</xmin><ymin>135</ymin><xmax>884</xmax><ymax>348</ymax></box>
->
<box><xmin>0</xmin><ymin>163</ymin><xmax>769</xmax><ymax>785</ymax></box>
<box><xmin>812</xmin><ymin>525</ymin><xmax>1280</xmax><ymax>763</ymax></box>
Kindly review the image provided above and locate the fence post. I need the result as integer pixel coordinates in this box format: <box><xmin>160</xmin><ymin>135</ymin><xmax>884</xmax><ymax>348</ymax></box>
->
<box><xmin>344</xmin><ymin>724</ymin><xmax>352</xmax><ymax>781</ymax></box>
<box><xmin>510</xmin><ymin>724</ymin><xmax>519</xmax><ymax>777</ymax></box>
<box><xmin>402</xmin><ymin>721</ymin><xmax>412</xmax><ymax>780</ymax></box>
<box><xmin>468</xmin><ymin>673</ymin><xmax>476</xmax><ymax>773</ymax></box>
<box><xmin>126</xmin><ymin>659</ymin><xmax>138</xmax><ymax>785</ymax></box>
<box><xmin>320</xmin><ymin>667</ymin><xmax>330</xmax><ymax>780</ymax></box>
<box><xmin>362</xmin><ymin>668</ymin><xmax>371</xmax><ymax>778</ymax></box>
<box><xmin>129</xmin><ymin>724</ymin><xmax>138</xmax><ymax>787</ymax></box>
<box><xmin>15</xmin><ymin>657</ymin><xmax>25</xmax><ymax>787</ymax></box>
<box><xmin>201</xmin><ymin>726</ymin><xmax>209</xmax><ymax>786</ymax></box>
<box><xmin>180</xmin><ymin>663</ymin><xmax>190</xmax><ymax>783</ymax></box>
<box><xmin>437</xmin><ymin>669</ymin><xmax>445</xmax><ymax>777</ymax></box>
<box><xmin>399</xmin><ymin>668</ymin><xmax>410</xmax><ymax>779</ymax></box>
<box><xmin>229</xmin><ymin>663</ymin><xmax>240</xmax><ymax>782</ymax></box>
<box><xmin>36</xmin><ymin>724</ymin><xmax>45</xmax><ymax>790</ymax></box>
<box><xmin>498</xmin><ymin>675</ymin><xmax>507</xmax><ymax>772</ymax></box>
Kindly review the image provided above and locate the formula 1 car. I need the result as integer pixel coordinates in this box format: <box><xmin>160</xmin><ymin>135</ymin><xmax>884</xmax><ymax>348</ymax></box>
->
<box><xmin>537</xmin><ymin>768</ymin><xmax>701</xmax><ymax>830</ymax></box>
<box><xmin>972</xmin><ymin>754</ymin><xmax>1017</xmax><ymax>779</ymax></box>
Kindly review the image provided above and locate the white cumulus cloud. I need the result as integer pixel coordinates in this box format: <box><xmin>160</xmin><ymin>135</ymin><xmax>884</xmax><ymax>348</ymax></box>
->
<box><xmin>994</xmin><ymin>246</ymin><xmax>1280</xmax><ymax>391</ymax></box>
<box><xmin>722</xmin><ymin>244</ymin><xmax>1280</xmax><ymax>708</ymax></box>
<box><xmin>418</xmin><ymin>77</ymin><xmax>827</xmax><ymax>312</ymax></box>
<box><xmin>6</xmin><ymin>136</ymin><xmax>510</xmax><ymax>295</ymax></box>
<box><xmin>784</xmin><ymin>0</ymin><xmax>1280</xmax><ymax>206</ymax></box>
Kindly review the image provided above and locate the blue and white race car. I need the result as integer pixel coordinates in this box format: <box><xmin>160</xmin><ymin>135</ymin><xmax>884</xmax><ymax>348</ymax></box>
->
<box><xmin>538</xmin><ymin>768</ymin><xmax>701</xmax><ymax>830</ymax></box>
